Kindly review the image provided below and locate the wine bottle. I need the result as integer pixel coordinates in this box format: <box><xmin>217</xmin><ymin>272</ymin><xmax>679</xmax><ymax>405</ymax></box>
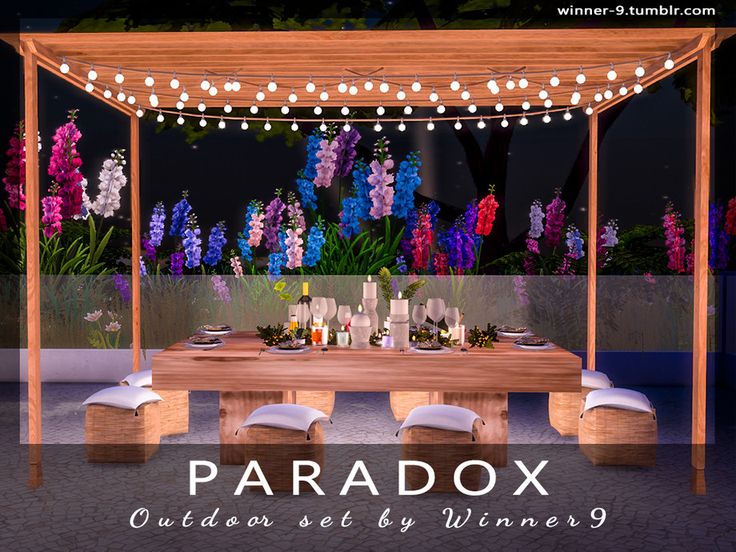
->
<box><xmin>297</xmin><ymin>282</ymin><xmax>312</xmax><ymax>328</ymax></box>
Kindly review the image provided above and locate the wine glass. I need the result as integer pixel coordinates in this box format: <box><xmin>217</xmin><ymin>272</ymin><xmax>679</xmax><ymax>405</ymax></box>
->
<box><xmin>426</xmin><ymin>298</ymin><xmax>446</xmax><ymax>339</ymax></box>
<box><xmin>337</xmin><ymin>305</ymin><xmax>352</xmax><ymax>328</ymax></box>
<box><xmin>296</xmin><ymin>303</ymin><xmax>311</xmax><ymax>329</ymax></box>
<box><xmin>445</xmin><ymin>307</ymin><xmax>460</xmax><ymax>329</ymax></box>
<box><xmin>310</xmin><ymin>296</ymin><xmax>328</xmax><ymax>322</ymax></box>
<box><xmin>324</xmin><ymin>298</ymin><xmax>337</xmax><ymax>325</ymax></box>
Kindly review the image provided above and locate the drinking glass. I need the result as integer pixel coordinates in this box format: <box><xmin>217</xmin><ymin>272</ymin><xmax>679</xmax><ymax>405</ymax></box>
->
<box><xmin>426</xmin><ymin>298</ymin><xmax>445</xmax><ymax>338</ymax></box>
<box><xmin>412</xmin><ymin>304</ymin><xmax>427</xmax><ymax>327</ymax></box>
<box><xmin>445</xmin><ymin>307</ymin><xmax>460</xmax><ymax>329</ymax></box>
<box><xmin>324</xmin><ymin>298</ymin><xmax>337</xmax><ymax>324</ymax></box>
<box><xmin>296</xmin><ymin>303</ymin><xmax>311</xmax><ymax>329</ymax></box>
<box><xmin>310</xmin><ymin>296</ymin><xmax>328</xmax><ymax>321</ymax></box>
<box><xmin>337</xmin><ymin>305</ymin><xmax>352</xmax><ymax>328</ymax></box>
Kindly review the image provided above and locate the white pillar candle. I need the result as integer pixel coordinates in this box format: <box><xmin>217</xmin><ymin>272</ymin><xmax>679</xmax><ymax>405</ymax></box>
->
<box><xmin>390</xmin><ymin>291</ymin><xmax>409</xmax><ymax>316</ymax></box>
<box><xmin>363</xmin><ymin>274</ymin><xmax>377</xmax><ymax>299</ymax></box>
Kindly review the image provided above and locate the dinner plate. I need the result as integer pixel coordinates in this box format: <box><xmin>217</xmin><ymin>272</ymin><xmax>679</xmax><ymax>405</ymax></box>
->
<box><xmin>514</xmin><ymin>343</ymin><xmax>555</xmax><ymax>351</ymax></box>
<box><xmin>186</xmin><ymin>341</ymin><xmax>224</xmax><ymax>349</ymax></box>
<box><xmin>411</xmin><ymin>346</ymin><xmax>453</xmax><ymax>355</ymax></box>
<box><xmin>266</xmin><ymin>347</ymin><xmax>311</xmax><ymax>355</ymax></box>
<box><xmin>199</xmin><ymin>329</ymin><xmax>232</xmax><ymax>336</ymax></box>
<box><xmin>498</xmin><ymin>331</ymin><xmax>532</xmax><ymax>339</ymax></box>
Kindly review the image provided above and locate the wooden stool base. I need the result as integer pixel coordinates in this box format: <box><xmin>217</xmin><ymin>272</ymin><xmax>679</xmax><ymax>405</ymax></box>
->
<box><xmin>390</xmin><ymin>392</ymin><xmax>430</xmax><ymax>421</ymax></box>
<box><xmin>548</xmin><ymin>387</ymin><xmax>595</xmax><ymax>436</ymax></box>
<box><xmin>295</xmin><ymin>391</ymin><xmax>335</xmax><ymax>417</ymax></box>
<box><xmin>154</xmin><ymin>389</ymin><xmax>189</xmax><ymax>436</ymax></box>
<box><xmin>85</xmin><ymin>403</ymin><xmax>160</xmax><ymax>463</ymax></box>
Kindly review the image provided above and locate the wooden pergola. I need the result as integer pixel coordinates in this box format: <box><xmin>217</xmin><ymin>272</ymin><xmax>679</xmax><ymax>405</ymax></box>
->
<box><xmin>10</xmin><ymin>28</ymin><xmax>732</xmax><ymax>488</ymax></box>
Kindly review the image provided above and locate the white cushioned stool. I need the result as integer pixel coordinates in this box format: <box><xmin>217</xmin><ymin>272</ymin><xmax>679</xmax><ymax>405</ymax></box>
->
<box><xmin>84</xmin><ymin>386</ymin><xmax>162</xmax><ymax>463</ymax></box>
<box><xmin>399</xmin><ymin>404</ymin><xmax>484</xmax><ymax>493</ymax></box>
<box><xmin>238</xmin><ymin>404</ymin><xmax>329</xmax><ymax>492</ymax></box>
<box><xmin>548</xmin><ymin>369</ymin><xmax>613</xmax><ymax>436</ymax></box>
<box><xmin>121</xmin><ymin>369</ymin><xmax>189</xmax><ymax>436</ymax></box>
<box><xmin>579</xmin><ymin>388</ymin><xmax>657</xmax><ymax>466</ymax></box>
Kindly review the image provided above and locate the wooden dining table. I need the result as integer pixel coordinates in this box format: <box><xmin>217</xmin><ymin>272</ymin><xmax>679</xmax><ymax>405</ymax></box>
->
<box><xmin>152</xmin><ymin>332</ymin><xmax>581</xmax><ymax>464</ymax></box>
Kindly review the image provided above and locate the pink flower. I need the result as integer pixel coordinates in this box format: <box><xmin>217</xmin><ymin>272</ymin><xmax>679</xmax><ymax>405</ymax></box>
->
<box><xmin>643</xmin><ymin>272</ymin><xmax>656</xmax><ymax>284</ymax></box>
<box><xmin>247</xmin><ymin>212</ymin><xmax>265</xmax><ymax>247</ymax></box>
<box><xmin>313</xmin><ymin>139</ymin><xmax>337</xmax><ymax>188</ymax></box>
<box><xmin>48</xmin><ymin>113</ymin><xmax>84</xmax><ymax>219</ymax></box>
<box><xmin>0</xmin><ymin>207</ymin><xmax>7</xmax><ymax>232</ymax></box>
<box><xmin>410</xmin><ymin>210</ymin><xmax>432</xmax><ymax>272</ymax></box>
<box><xmin>230</xmin><ymin>256</ymin><xmax>244</xmax><ymax>277</ymax></box>
<box><xmin>3</xmin><ymin>123</ymin><xmax>26</xmax><ymax>210</ymax></box>
<box><xmin>367</xmin><ymin>158</ymin><xmax>395</xmax><ymax>219</ymax></box>
<box><xmin>544</xmin><ymin>192</ymin><xmax>566</xmax><ymax>247</ymax></box>
<box><xmin>211</xmin><ymin>275</ymin><xmax>231</xmax><ymax>304</ymax></box>
<box><xmin>663</xmin><ymin>203</ymin><xmax>686</xmax><ymax>273</ymax></box>
<box><xmin>41</xmin><ymin>193</ymin><xmax>63</xmax><ymax>238</ymax></box>
<box><xmin>284</xmin><ymin>227</ymin><xmax>304</xmax><ymax>269</ymax></box>
<box><xmin>725</xmin><ymin>197</ymin><xmax>736</xmax><ymax>236</ymax></box>
<box><xmin>525</xmin><ymin>238</ymin><xmax>540</xmax><ymax>255</ymax></box>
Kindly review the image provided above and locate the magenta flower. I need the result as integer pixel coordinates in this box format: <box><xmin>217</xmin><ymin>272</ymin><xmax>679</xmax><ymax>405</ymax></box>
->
<box><xmin>313</xmin><ymin>139</ymin><xmax>338</xmax><ymax>188</ymax></box>
<box><xmin>663</xmin><ymin>203</ymin><xmax>686</xmax><ymax>273</ymax></box>
<box><xmin>3</xmin><ymin>123</ymin><xmax>26</xmax><ymax>210</ymax></box>
<box><xmin>48</xmin><ymin>111</ymin><xmax>84</xmax><ymax>219</ymax></box>
<box><xmin>367</xmin><ymin>158</ymin><xmax>395</xmax><ymax>219</ymax></box>
<box><xmin>525</xmin><ymin>238</ymin><xmax>540</xmax><ymax>255</ymax></box>
<box><xmin>544</xmin><ymin>192</ymin><xmax>566</xmax><ymax>247</ymax></box>
<box><xmin>41</xmin><ymin>192</ymin><xmax>63</xmax><ymax>238</ymax></box>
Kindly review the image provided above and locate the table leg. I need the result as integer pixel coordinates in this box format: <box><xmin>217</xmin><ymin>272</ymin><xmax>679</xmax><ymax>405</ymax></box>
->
<box><xmin>219</xmin><ymin>391</ymin><xmax>289</xmax><ymax>465</ymax></box>
<box><xmin>439</xmin><ymin>391</ymin><xmax>508</xmax><ymax>467</ymax></box>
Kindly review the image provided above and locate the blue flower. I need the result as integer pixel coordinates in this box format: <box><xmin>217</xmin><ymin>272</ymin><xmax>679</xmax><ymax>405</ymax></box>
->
<box><xmin>296</xmin><ymin>174</ymin><xmax>317</xmax><ymax>211</ymax></box>
<box><xmin>237</xmin><ymin>202</ymin><xmax>258</xmax><ymax>262</ymax></box>
<box><xmin>183</xmin><ymin>216</ymin><xmax>202</xmax><ymax>269</ymax></box>
<box><xmin>303</xmin><ymin>222</ymin><xmax>326</xmax><ymax>267</ymax></box>
<box><xmin>237</xmin><ymin>235</ymin><xmax>252</xmax><ymax>262</ymax></box>
<box><xmin>267</xmin><ymin>232</ymin><xmax>287</xmax><ymax>277</ymax></box>
<box><xmin>393</xmin><ymin>152</ymin><xmax>422</xmax><ymax>220</ymax></box>
<box><xmin>351</xmin><ymin>160</ymin><xmax>372</xmax><ymax>221</ymax></box>
<box><xmin>565</xmin><ymin>225</ymin><xmax>585</xmax><ymax>260</ymax></box>
<box><xmin>427</xmin><ymin>201</ymin><xmax>440</xmax><ymax>228</ymax></box>
<box><xmin>169</xmin><ymin>194</ymin><xmax>191</xmax><ymax>237</ymax></box>
<box><xmin>303</xmin><ymin>130</ymin><xmax>322</xmax><ymax>181</ymax></box>
<box><xmin>395</xmin><ymin>255</ymin><xmax>408</xmax><ymax>274</ymax></box>
<box><xmin>149</xmin><ymin>202</ymin><xmax>166</xmax><ymax>247</ymax></box>
<box><xmin>339</xmin><ymin>197</ymin><xmax>362</xmax><ymax>239</ymax></box>
<box><xmin>203</xmin><ymin>221</ymin><xmax>227</xmax><ymax>266</ymax></box>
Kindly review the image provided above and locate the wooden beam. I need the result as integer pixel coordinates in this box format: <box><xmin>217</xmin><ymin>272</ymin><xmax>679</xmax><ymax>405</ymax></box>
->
<box><xmin>587</xmin><ymin>112</ymin><xmax>598</xmax><ymax>371</ymax></box>
<box><xmin>23</xmin><ymin>40</ymin><xmax>42</xmax><ymax>486</ymax></box>
<box><xmin>691</xmin><ymin>43</ymin><xmax>712</xmax><ymax>472</ymax></box>
<box><xmin>130</xmin><ymin>115</ymin><xmax>141</xmax><ymax>373</ymax></box>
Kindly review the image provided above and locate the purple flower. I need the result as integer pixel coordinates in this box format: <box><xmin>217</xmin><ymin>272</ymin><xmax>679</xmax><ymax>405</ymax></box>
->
<box><xmin>170</xmin><ymin>251</ymin><xmax>185</xmax><ymax>277</ymax></box>
<box><xmin>183</xmin><ymin>216</ymin><xmax>202</xmax><ymax>269</ymax></box>
<box><xmin>149</xmin><ymin>202</ymin><xmax>166</xmax><ymax>246</ymax></box>
<box><xmin>314</xmin><ymin>139</ymin><xmax>337</xmax><ymax>188</ymax></box>
<box><xmin>528</xmin><ymin>200</ymin><xmax>545</xmax><ymax>239</ymax></box>
<box><xmin>142</xmin><ymin>235</ymin><xmax>156</xmax><ymax>262</ymax></box>
<box><xmin>170</xmin><ymin>193</ymin><xmax>191</xmax><ymax>237</ymax></box>
<box><xmin>544</xmin><ymin>192</ymin><xmax>566</xmax><ymax>247</ymax></box>
<box><xmin>139</xmin><ymin>257</ymin><xmax>148</xmax><ymax>277</ymax></box>
<box><xmin>565</xmin><ymin>225</ymin><xmax>585</xmax><ymax>260</ymax></box>
<box><xmin>263</xmin><ymin>195</ymin><xmax>286</xmax><ymax>252</ymax></box>
<box><xmin>334</xmin><ymin>127</ymin><xmax>361</xmax><ymax>177</ymax></box>
<box><xmin>113</xmin><ymin>274</ymin><xmax>131</xmax><ymax>304</ymax></box>
<box><xmin>203</xmin><ymin>221</ymin><xmax>227</xmax><ymax>266</ymax></box>
<box><xmin>709</xmin><ymin>202</ymin><xmax>730</xmax><ymax>271</ymax></box>
<box><xmin>211</xmin><ymin>275</ymin><xmax>231</xmax><ymax>304</ymax></box>
<box><xmin>367</xmin><ymin>158</ymin><xmax>395</xmax><ymax>219</ymax></box>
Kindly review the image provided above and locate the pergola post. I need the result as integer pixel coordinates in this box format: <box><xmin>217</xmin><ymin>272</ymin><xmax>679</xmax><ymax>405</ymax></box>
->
<box><xmin>691</xmin><ymin>45</ymin><xmax>711</xmax><ymax>475</ymax></box>
<box><xmin>23</xmin><ymin>41</ymin><xmax>42</xmax><ymax>487</ymax></box>
<box><xmin>587</xmin><ymin>113</ymin><xmax>599</xmax><ymax>371</ymax></box>
<box><xmin>130</xmin><ymin>115</ymin><xmax>141</xmax><ymax>372</ymax></box>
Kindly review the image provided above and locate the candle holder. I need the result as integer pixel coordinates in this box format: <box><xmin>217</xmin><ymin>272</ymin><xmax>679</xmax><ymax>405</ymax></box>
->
<box><xmin>349</xmin><ymin>324</ymin><xmax>371</xmax><ymax>349</ymax></box>
<box><xmin>362</xmin><ymin>297</ymin><xmax>379</xmax><ymax>333</ymax></box>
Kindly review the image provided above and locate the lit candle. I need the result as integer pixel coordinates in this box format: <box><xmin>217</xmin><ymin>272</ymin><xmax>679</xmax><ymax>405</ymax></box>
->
<box><xmin>336</xmin><ymin>325</ymin><xmax>350</xmax><ymax>348</ymax></box>
<box><xmin>363</xmin><ymin>274</ymin><xmax>377</xmax><ymax>299</ymax></box>
<box><xmin>390</xmin><ymin>291</ymin><xmax>409</xmax><ymax>316</ymax></box>
<box><xmin>349</xmin><ymin>304</ymin><xmax>372</xmax><ymax>349</ymax></box>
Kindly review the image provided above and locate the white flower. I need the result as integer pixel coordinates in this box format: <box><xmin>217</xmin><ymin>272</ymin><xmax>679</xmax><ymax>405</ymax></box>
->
<box><xmin>105</xmin><ymin>321</ymin><xmax>122</xmax><ymax>333</ymax></box>
<box><xmin>84</xmin><ymin>310</ymin><xmax>103</xmax><ymax>322</ymax></box>
<box><xmin>91</xmin><ymin>153</ymin><xmax>127</xmax><ymax>218</ymax></box>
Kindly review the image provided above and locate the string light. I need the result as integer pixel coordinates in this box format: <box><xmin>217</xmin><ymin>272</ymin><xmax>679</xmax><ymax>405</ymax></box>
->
<box><xmin>570</xmin><ymin>87</ymin><xmax>581</xmax><ymax>105</ymax></box>
<box><xmin>177</xmin><ymin>113</ymin><xmax>184</xmax><ymax>125</ymax></box>
<box><xmin>341</xmin><ymin>103</ymin><xmax>350</xmax><ymax>116</ymax></box>
<box><xmin>319</xmin><ymin>120</ymin><xmax>327</xmax><ymax>132</ymax></box>
<box><xmin>291</xmin><ymin>118</ymin><xmax>299</xmax><ymax>131</ymax></box>
<box><xmin>398</xmin><ymin>119</ymin><xmax>406</xmax><ymax>132</ymax></box>
<box><xmin>288</xmin><ymin>88</ymin><xmax>298</xmax><ymax>103</ymax></box>
<box><xmin>176</xmin><ymin>100</ymin><xmax>184</xmax><ymax>110</ymax></box>
<box><xmin>495</xmin><ymin>99</ymin><xmax>504</xmax><ymax>112</ymax></box>
<box><xmin>223</xmin><ymin>79</ymin><xmax>233</xmax><ymax>92</ymax></box>
<box><xmin>144</xmin><ymin>71</ymin><xmax>155</xmax><ymax>87</ymax></box>
<box><xmin>136</xmin><ymin>106</ymin><xmax>144</xmax><ymax>118</ymax></box>
<box><xmin>436</xmin><ymin>103</ymin><xmax>446</xmax><ymax>114</ymax></box>
<box><xmin>216</xmin><ymin>117</ymin><xmax>225</xmax><ymax>129</ymax></box>
<box><xmin>127</xmin><ymin>94</ymin><xmax>136</xmax><ymax>105</ymax></box>
<box><xmin>520</xmin><ymin>115</ymin><xmax>528</xmax><ymax>126</ymax></box>
<box><xmin>576</xmin><ymin>67</ymin><xmax>586</xmax><ymax>84</ymax></box>
<box><xmin>603</xmin><ymin>85</ymin><xmax>614</xmax><ymax>99</ymax></box>
<box><xmin>460</xmin><ymin>86</ymin><xmax>471</xmax><ymax>101</ymax></box>
<box><xmin>505</xmin><ymin>76</ymin><xmax>515</xmax><ymax>90</ymax></box>
<box><xmin>232</xmin><ymin>79</ymin><xmax>241</xmax><ymax>92</ymax></box>
<box><xmin>85</xmin><ymin>81</ymin><xmax>94</xmax><ymax>93</ymax></box>
<box><xmin>200</xmin><ymin>74</ymin><xmax>211</xmax><ymax>90</ymax></box>
<box><xmin>224</xmin><ymin>101</ymin><xmax>233</xmax><ymax>114</ymax></box>
<box><xmin>313</xmin><ymin>104</ymin><xmax>322</xmax><ymax>115</ymax></box>
<box><xmin>403</xmin><ymin>104</ymin><xmax>413</xmax><ymax>115</ymax></box>
<box><xmin>281</xmin><ymin>103</ymin><xmax>290</xmax><ymax>115</ymax></box>
<box><xmin>179</xmin><ymin>88</ymin><xmax>189</xmax><ymax>102</ymax></box>
<box><xmin>477</xmin><ymin>117</ymin><xmax>486</xmax><ymax>129</ymax></box>
<box><xmin>594</xmin><ymin>89</ymin><xmax>603</xmax><ymax>102</ymax></box>
<box><xmin>376</xmin><ymin>104</ymin><xmax>385</xmax><ymax>116</ymax></box>
<box><xmin>199</xmin><ymin>115</ymin><xmax>207</xmax><ymax>127</ymax></box>
<box><xmin>263</xmin><ymin>119</ymin><xmax>272</xmax><ymax>131</ymax></box>
<box><xmin>519</xmin><ymin>72</ymin><xmax>528</xmax><ymax>89</ymax></box>
<box><xmin>426</xmin><ymin>118</ymin><xmax>435</xmax><ymax>131</ymax></box>
<box><xmin>607</xmin><ymin>63</ymin><xmax>617</xmax><ymax>81</ymax></box>
<box><xmin>633</xmin><ymin>79</ymin><xmax>643</xmax><ymax>94</ymax></box>
<box><xmin>487</xmin><ymin>75</ymin><xmax>499</xmax><ymax>94</ymax></box>
<box><xmin>343</xmin><ymin>121</ymin><xmax>351</xmax><ymax>132</ymax></box>
<box><xmin>664</xmin><ymin>52</ymin><xmax>674</xmax><ymax>70</ymax></box>
<box><xmin>241</xmin><ymin>118</ymin><xmax>249</xmax><ymax>130</ymax></box>
<box><xmin>379</xmin><ymin>78</ymin><xmax>390</xmax><ymax>93</ymax></box>
<box><xmin>116</xmin><ymin>88</ymin><xmax>126</xmax><ymax>102</ymax></box>
<box><xmin>267</xmin><ymin>78</ymin><xmax>278</xmax><ymax>92</ymax></box>
<box><xmin>538</xmin><ymin>86</ymin><xmax>549</xmax><ymax>100</ymax></box>
<box><xmin>563</xmin><ymin>108</ymin><xmax>572</xmax><ymax>121</ymax></box>
<box><xmin>549</xmin><ymin>70</ymin><xmax>560</xmax><ymax>87</ymax></box>
<box><xmin>374</xmin><ymin>119</ymin><xmax>382</xmax><ymax>132</ymax></box>
<box><xmin>543</xmin><ymin>98</ymin><xmax>553</xmax><ymax>108</ymax></box>
<box><xmin>114</xmin><ymin>67</ymin><xmax>125</xmax><ymax>84</ymax></box>
<box><xmin>103</xmin><ymin>87</ymin><xmax>112</xmax><ymax>99</ymax></box>
<box><xmin>338</xmin><ymin>78</ymin><xmax>348</xmax><ymax>94</ymax></box>
<box><xmin>542</xmin><ymin>111</ymin><xmax>551</xmax><ymax>124</ymax></box>
<box><xmin>500</xmin><ymin>116</ymin><xmax>509</xmax><ymax>128</ymax></box>
<box><xmin>348</xmin><ymin>80</ymin><xmax>358</xmax><ymax>95</ymax></box>
<box><xmin>87</xmin><ymin>65</ymin><xmax>97</xmax><ymax>80</ymax></box>
<box><xmin>429</xmin><ymin>87</ymin><xmax>439</xmax><ymax>102</ymax></box>
<box><xmin>619</xmin><ymin>85</ymin><xmax>628</xmax><ymax>96</ymax></box>
<box><xmin>320</xmin><ymin>86</ymin><xmax>329</xmax><ymax>101</ymax></box>
<box><xmin>396</xmin><ymin>86</ymin><xmax>406</xmax><ymax>100</ymax></box>
<box><xmin>467</xmin><ymin>101</ymin><xmax>477</xmax><ymax>113</ymax></box>
<box><xmin>411</xmin><ymin>77</ymin><xmax>422</xmax><ymax>92</ymax></box>
<box><xmin>253</xmin><ymin>86</ymin><xmax>265</xmax><ymax>101</ymax></box>
<box><xmin>198</xmin><ymin>99</ymin><xmax>207</xmax><ymax>112</ymax></box>
<box><xmin>306</xmin><ymin>78</ymin><xmax>316</xmax><ymax>93</ymax></box>
<box><xmin>521</xmin><ymin>98</ymin><xmax>531</xmax><ymax>111</ymax></box>
<box><xmin>169</xmin><ymin>72</ymin><xmax>180</xmax><ymax>89</ymax></box>
<box><xmin>454</xmin><ymin>117</ymin><xmax>462</xmax><ymax>130</ymax></box>
<box><xmin>149</xmin><ymin>90</ymin><xmax>159</xmax><ymax>108</ymax></box>
<box><xmin>250</xmin><ymin>102</ymin><xmax>259</xmax><ymax>114</ymax></box>
<box><xmin>635</xmin><ymin>61</ymin><xmax>646</xmax><ymax>77</ymax></box>
<box><xmin>364</xmin><ymin>79</ymin><xmax>374</xmax><ymax>91</ymax></box>
<box><xmin>208</xmin><ymin>85</ymin><xmax>218</xmax><ymax>97</ymax></box>
<box><xmin>156</xmin><ymin>110</ymin><xmax>164</xmax><ymax>123</ymax></box>
<box><xmin>585</xmin><ymin>103</ymin><xmax>594</xmax><ymax>115</ymax></box>
<box><xmin>450</xmin><ymin>75</ymin><xmax>460</xmax><ymax>91</ymax></box>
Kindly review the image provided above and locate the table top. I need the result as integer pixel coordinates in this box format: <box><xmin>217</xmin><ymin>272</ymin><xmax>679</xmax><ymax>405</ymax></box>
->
<box><xmin>152</xmin><ymin>332</ymin><xmax>581</xmax><ymax>393</ymax></box>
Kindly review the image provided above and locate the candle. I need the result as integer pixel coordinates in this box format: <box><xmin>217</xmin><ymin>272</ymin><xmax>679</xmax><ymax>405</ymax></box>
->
<box><xmin>349</xmin><ymin>304</ymin><xmax>372</xmax><ymax>349</ymax></box>
<box><xmin>363</xmin><ymin>274</ymin><xmax>377</xmax><ymax>299</ymax></box>
<box><xmin>390</xmin><ymin>291</ymin><xmax>409</xmax><ymax>316</ymax></box>
<box><xmin>381</xmin><ymin>334</ymin><xmax>394</xmax><ymax>348</ymax></box>
<box><xmin>336</xmin><ymin>328</ymin><xmax>350</xmax><ymax>347</ymax></box>
<box><xmin>450</xmin><ymin>324</ymin><xmax>466</xmax><ymax>345</ymax></box>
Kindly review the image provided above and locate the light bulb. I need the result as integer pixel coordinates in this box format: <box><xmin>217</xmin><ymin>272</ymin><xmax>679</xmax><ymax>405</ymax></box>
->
<box><xmin>487</xmin><ymin>77</ymin><xmax>499</xmax><ymax>94</ymax></box>
<box><xmin>398</xmin><ymin>120</ymin><xmax>406</xmax><ymax>132</ymax></box>
<box><xmin>374</xmin><ymin>120</ymin><xmax>382</xmax><ymax>132</ymax></box>
<box><xmin>148</xmin><ymin>91</ymin><xmax>158</xmax><ymax>107</ymax></box>
<box><xmin>341</xmin><ymin>104</ymin><xmax>350</xmax><ymax>116</ymax></box>
<box><xmin>363</xmin><ymin>79</ymin><xmax>374</xmax><ymax>91</ymax></box>
<box><xmin>436</xmin><ymin>103</ymin><xmax>446</xmax><ymax>114</ymax></box>
<box><xmin>170</xmin><ymin>73</ymin><xmax>180</xmax><ymax>89</ymax></box>
<box><xmin>495</xmin><ymin>100</ymin><xmax>504</xmax><ymax>112</ymax></box>
<box><xmin>314</xmin><ymin>104</ymin><xmax>322</xmax><ymax>115</ymax></box>
<box><xmin>550</xmin><ymin>71</ymin><xmax>560</xmax><ymax>87</ymax></box>
<box><xmin>281</xmin><ymin>104</ymin><xmax>290</xmax><ymax>115</ymax></box>
<box><xmin>477</xmin><ymin>118</ymin><xmax>486</xmax><ymax>129</ymax></box>
<box><xmin>319</xmin><ymin>87</ymin><xmax>329</xmax><ymax>101</ymax></box>
<box><xmin>450</xmin><ymin>76</ymin><xmax>460</xmax><ymax>91</ymax></box>
<box><xmin>467</xmin><ymin>102</ymin><xmax>477</xmax><ymax>113</ymax></box>
<box><xmin>208</xmin><ymin>86</ymin><xmax>218</xmax><ymax>96</ymax></box>
<box><xmin>337</xmin><ymin>79</ymin><xmax>348</xmax><ymax>94</ymax></box>
<box><xmin>267</xmin><ymin>79</ymin><xmax>278</xmax><ymax>92</ymax></box>
<box><xmin>411</xmin><ymin>78</ymin><xmax>421</xmax><ymax>92</ymax></box>
<box><xmin>199</xmin><ymin>116</ymin><xmax>207</xmax><ymax>127</ymax></box>
<box><xmin>454</xmin><ymin>118</ymin><xmax>462</xmax><ymax>130</ymax></box>
<box><xmin>585</xmin><ymin>103</ymin><xmax>594</xmax><ymax>115</ymax></box>
<box><xmin>319</xmin><ymin>121</ymin><xmax>327</xmax><ymax>132</ymax></box>
<box><xmin>223</xmin><ymin>80</ymin><xmax>233</xmax><ymax>92</ymax></box>
<box><xmin>180</xmin><ymin>89</ymin><xmax>189</xmax><ymax>102</ymax></box>
<box><xmin>241</xmin><ymin>118</ymin><xmax>249</xmax><ymax>130</ymax></box>
<box><xmin>634</xmin><ymin>81</ymin><xmax>643</xmax><ymax>94</ymax></box>
<box><xmin>576</xmin><ymin>68</ymin><xmax>586</xmax><ymax>84</ymax></box>
<box><xmin>460</xmin><ymin>86</ymin><xmax>471</xmax><ymax>101</ymax></box>
<box><xmin>231</xmin><ymin>80</ymin><xmax>241</xmax><ymax>92</ymax></box>
<box><xmin>144</xmin><ymin>71</ymin><xmax>155</xmax><ymax>87</ymax></box>
<box><xmin>563</xmin><ymin>109</ymin><xmax>572</xmax><ymax>121</ymax></box>
<box><xmin>505</xmin><ymin>76</ymin><xmax>515</xmax><ymax>90</ymax></box>
<box><xmin>396</xmin><ymin>86</ymin><xmax>406</xmax><ymax>100</ymax></box>
<box><xmin>376</xmin><ymin>104</ymin><xmax>385</xmax><ymax>116</ymax></box>
<box><xmin>306</xmin><ymin>79</ymin><xmax>316</xmax><ymax>93</ymax></box>
<box><xmin>176</xmin><ymin>100</ymin><xmax>184</xmax><ymax>110</ymax></box>
<box><xmin>114</xmin><ymin>68</ymin><xmax>125</xmax><ymax>84</ymax></box>
<box><xmin>379</xmin><ymin>79</ymin><xmax>389</xmax><ymax>93</ymax></box>
<box><xmin>664</xmin><ymin>53</ymin><xmax>674</xmax><ymax>70</ymax></box>
<box><xmin>256</xmin><ymin>87</ymin><xmax>266</xmax><ymax>102</ymax></box>
<box><xmin>177</xmin><ymin>114</ymin><xmax>184</xmax><ymax>125</ymax></box>
<box><xmin>343</xmin><ymin>122</ymin><xmax>351</xmax><ymax>132</ymax></box>
<box><xmin>198</xmin><ymin>100</ymin><xmax>207</xmax><ymax>112</ymax></box>
<box><xmin>521</xmin><ymin>99</ymin><xmax>531</xmax><ymax>111</ymax></box>
<box><xmin>87</xmin><ymin>66</ymin><xmax>97</xmax><ymax>80</ymax></box>
<box><xmin>539</xmin><ymin>86</ymin><xmax>549</xmax><ymax>100</ymax></box>
<box><xmin>501</xmin><ymin>117</ymin><xmax>509</xmax><ymax>128</ymax></box>
<box><xmin>103</xmin><ymin>87</ymin><xmax>112</xmax><ymax>99</ymax></box>
<box><xmin>429</xmin><ymin>88</ymin><xmax>438</xmax><ymax>102</ymax></box>
<box><xmin>635</xmin><ymin>62</ymin><xmax>646</xmax><ymax>77</ymax></box>
<box><xmin>136</xmin><ymin>107</ymin><xmax>144</xmax><ymax>118</ymax></box>
<box><xmin>117</xmin><ymin>90</ymin><xmax>126</xmax><ymax>102</ymax></box>
<box><xmin>619</xmin><ymin>85</ymin><xmax>628</xmax><ymax>96</ymax></box>
<box><xmin>291</xmin><ymin>119</ymin><xmax>299</xmax><ymax>131</ymax></box>
<box><xmin>288</xmin><ymin>88</ymin><xmax>298</xmax><ymax>103</ymax></box>
<box><xmin>519</xmin><ymin>74</ymin><xmax>529</xmax><ymax>89</ymax></box>
<box><xmin>520</xmin><ymin>115</ymin><xmax>528</xmax><ymax>126</ymax></box>
<box><xmin>85</xmin><ymin>81</ymin><xmax>94</xmax><ymax>93</ymax></box>
<box><xmin>427</xmin><ymin>119</ymin><xmax>435</xmax><ymax>131</ymax></box>
<box><xmin>224</xmin><ymin>102</ymin><xmax>233</xmax><ymax>113</ymax></box>
<box><xmin>127</xmin><ymin>94</ymin><xmax>136</xmax><ymax>105</ymax></box>
<box><xmin>607</xmin><ymin>64</ymin><xmax>617</xmax><ymax>81</ymax></box>
<box><xmin>543</xmin><ymin>98</ymin><xmax>553</xmax><ymax>108</ymax></box>
<box><xmin>594</xmin><ymin>90</ymin><xmax>603</xmax><ymax>102</ymax></box>
<box><xmin>604</xmin><ymin>86</ymin><xmax>613</xmax><ymax>99</ymax></box>
<box><xmin>200</xmin><ymin>75</ymin><xmax>211</xmax><ymax>90</ymax></box>
<box><xmin>263</xmin><ymin>119</ymin><xmax>272</xmax><ymax>131</ymax></box>
<box><xmin>404</xmin><ymin>104</ymin><xmax>413</xmax><ymax>115</ymax></box>
<box><xmin>570</xmin><ymin>89</ymin><xmax>581</xmax><ymax>105</ymax></box>
<box><xmin>156</xmin><ymin>111</ymin><xmax>164</xmax><ymax>123</ymax></box>
<box><xmin>348</xmin><ymin>81</ymin><xmax>358</xmax><ymax>95</ymax></box>
<box><xmin>543</xmin><ymin>112</ymin><xmax>551</xmax><ymax>124</ymax></box>
<box><xmin>250</xmin><ymin>103</ymin><xmax>258</xmax><ymax>114</ymax></box>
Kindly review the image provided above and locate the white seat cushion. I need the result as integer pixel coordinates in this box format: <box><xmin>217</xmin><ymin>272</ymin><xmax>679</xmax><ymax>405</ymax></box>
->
<box><xmin>83</xmin><ymin>386</ymin><xmax>162</xmax><ymax>410</ymax></box>
<box><xmin>240</xmin><ymin>404</ymin><xmax>328</xmax><ymax>433</ymax></box>
<box><xmin>399</xmin><ymin>404</ymin><xmax>482</xmax><ymax>434</ymax></box>
<box><xmin>583</xmin><ymin>388</ymin><xmax>653</xmax><ymax>414</ymax></box>
<box><xmin>581</xmin><ymin>369</ymin><xmax>613</xmax><ymax>390</ymax></box>
<box><xmin>122</xmin><ymin>369</ymin><xmax>153</xmax><ymax>388</ymax></box>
